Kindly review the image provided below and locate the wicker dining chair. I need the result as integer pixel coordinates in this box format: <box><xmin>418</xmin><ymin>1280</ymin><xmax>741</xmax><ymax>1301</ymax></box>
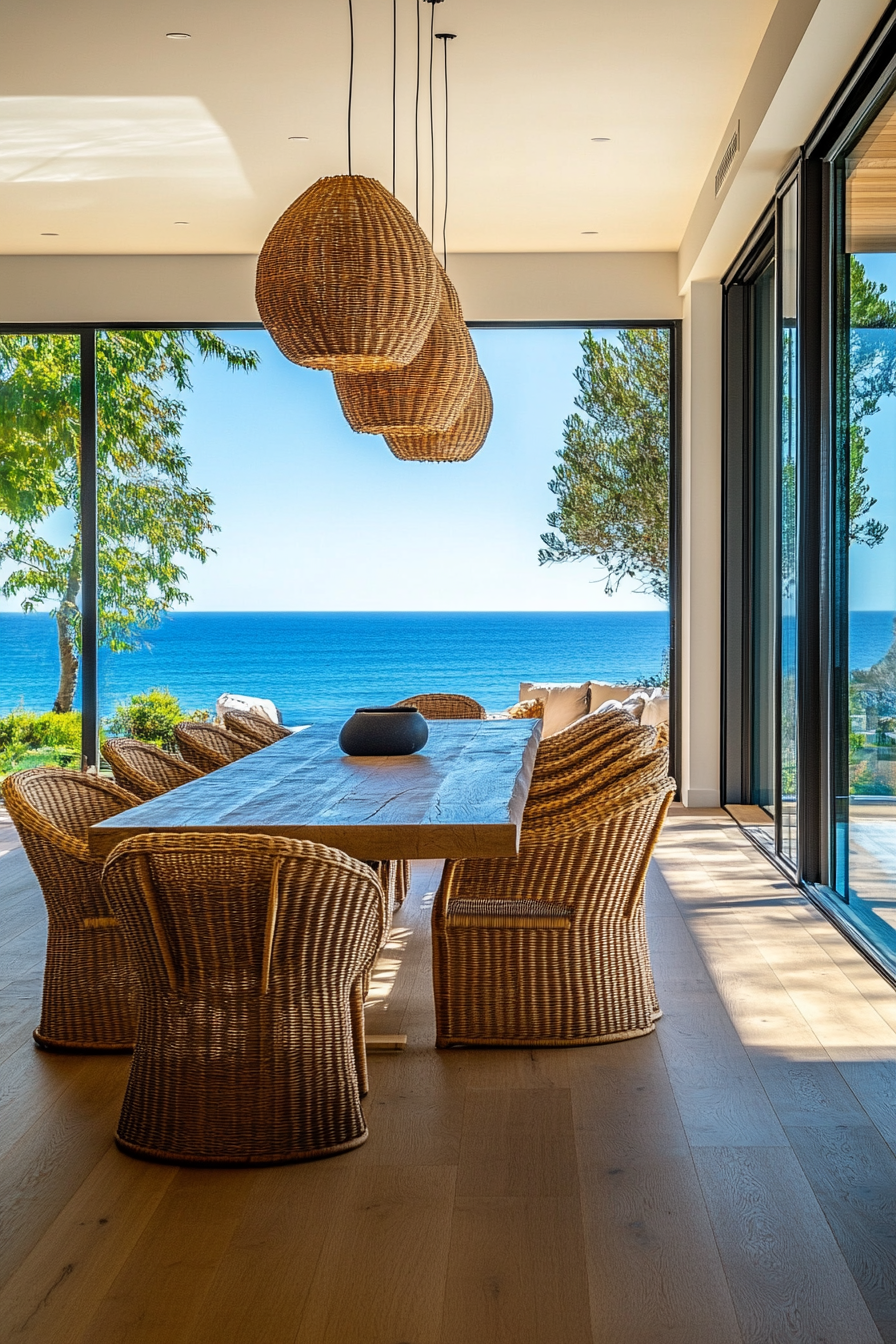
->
<box><xmin>174</xmin><ymin>721</ymin><xmax>256</xmax><ymax>772</ymax></box>
<box><xmin>393</xmin><ymin>693</ymin><xmax>487</xmax><ymax>720</ymax></box>
<box><xmin>102</xmin><ymin>737</ymin><xmax>203</xmax><ymax>801</ymax></box>
<box><xmin>102</xmin><ymin>833</ymin><xmax>387</xmax><ymax>1165</ymax></box>
<box><xmin>222</xmin><ymin>709</ymin><xmax>293</xmax><ymax>748</ymax></box>
<box><xmin>431</xmin><ymin>742</ymin><xmax>675</xmax><ymax>1048</ymax></box>
<box><xmin>2</xmin><ymin>767</ymin><xmax>141</xmax><ymax>1051</ymax></box>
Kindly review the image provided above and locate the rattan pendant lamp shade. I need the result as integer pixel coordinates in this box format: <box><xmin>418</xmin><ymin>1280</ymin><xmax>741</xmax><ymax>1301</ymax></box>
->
<box><xmin>255</xmin><ymin>175</ymin><xmax>441</xmax><ymax>372</ymax></box>
<box><xmin>384</xmin><ymin>365</ymin><xmax>493</xmax><ymax>462</ymax></box>
<box><xmin>332</xmin><ymin>267</ymin><xmax>478</xmax><ymax>434</ymax></box>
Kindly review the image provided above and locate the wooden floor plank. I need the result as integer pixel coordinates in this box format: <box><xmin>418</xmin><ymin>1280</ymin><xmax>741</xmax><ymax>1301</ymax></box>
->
<box><xmin>440</xmin><ymin>1195</ymin><xmax>592</xmax><ymax>1344</ymax></box>
<box><xmin>693</xmin><ymin>1145</ymin><xmax>883</xmax><ymax>1344</ymax></box>
<box><xmin>786</xmin><ymin>1124</ymin><xmax>896</xmax><ymax>1342</ymax></box>
<box><xmin>186</xmin><ymin>1162</ymin><xmax>351</xmax><ymax>1344</ymax></box>
<box><xmin>456</xmin><ymin>1087</ymin><xmax>578</xmax><ymax>1198</ymax></box>
<box><xmin>0</xmin><ymin>1148</ymin><xmax>174</xmax><ymax>1343</ymax></box>
<box><xmin>77</xmin><ymin>1168</ymin><xmax>258</xmax><ymax>1344</ymax></box>
<box><xmin>294</xmin><ymin>1164</ymin><xmax>456</xmax><ymax>1344</ymax></box>
<box><xmin>578</xmin><ymin>1152</ymin><xmax>743</xmax><ymax>1344</ymax></box>
<box><xmin>0</xmin><ymin>1054</ymin><xmax>130</xmax><ymax>1288</ymax></box>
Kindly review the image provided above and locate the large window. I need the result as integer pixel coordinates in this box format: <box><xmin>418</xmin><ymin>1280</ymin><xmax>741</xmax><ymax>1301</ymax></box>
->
<box><xmin>2</xmin><ymin>323</ymin><xmax>678</xmax><ymax>779</ymax></box>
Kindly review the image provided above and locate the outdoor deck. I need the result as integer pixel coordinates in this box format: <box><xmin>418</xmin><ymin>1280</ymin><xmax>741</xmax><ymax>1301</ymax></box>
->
<box><xmin>1</xmin><ymin>807</ymin><xmax>896</xmax><ymax>1343</ymax></box>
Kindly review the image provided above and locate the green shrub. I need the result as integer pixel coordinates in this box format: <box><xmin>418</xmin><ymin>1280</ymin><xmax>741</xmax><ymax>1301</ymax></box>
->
<box><xmin>105</xmin><ymin>688</ymin><xmax>208</xmax><ymax>751</ymax></box>
<box><xmin>0</xmin><ymin>710</ymin><xmax>81</xmax><ymax>777</ymax></box>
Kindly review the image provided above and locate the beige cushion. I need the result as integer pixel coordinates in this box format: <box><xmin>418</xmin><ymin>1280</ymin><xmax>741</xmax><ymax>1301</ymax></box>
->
<box><xmin>588</xmin><ymin>680</ymin><xmax>635</xmax><ymax>711</ymax></box>
<box><xmin>642</xmin><ymin>692</ymin><xmax>670</xmax><ymax>727</ymax></box>
<box><xmin>518</xmin><ymin>682</ymin><xmax>590</xmax><ymax>736</ymax></box>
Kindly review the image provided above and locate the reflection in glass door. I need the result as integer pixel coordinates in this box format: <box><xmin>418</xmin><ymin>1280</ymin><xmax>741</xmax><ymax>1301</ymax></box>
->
<box><xmin>751</xmin><ymin>260</ymin><xmax>776</xmax><ymax>817</ymax></box>
<box><xmin>833</xmin><ymin>91</ymin><xmax>896</xmax><ymax>953</ymax></box>
<box><xmin>744</xmin><ymin>184</ymin><xmax>800</xmax><ymax>871</ymax></box>
<box><xmin>778</xmin><ymin>183</ymin><xmax>799</xmax><ymax>867</ymax></box>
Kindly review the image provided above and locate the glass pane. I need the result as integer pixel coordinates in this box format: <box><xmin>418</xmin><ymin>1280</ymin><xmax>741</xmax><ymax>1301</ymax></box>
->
<box><xmin>94</xmin><ymin>326</ymin><xmax>671</xmax><ymax>754</ymax></box>
<box><xmin>0</xmin><ymin>334</ymin><xmax>83</xmax><ymax>776</ymax></box>
<box><xmin>838</xmin><ymin>87</ymin><xmax>896</xmax><ymax>951</ymax></box>
<box><xmin>751</xmin><ymin>259</ymin><xmax>776</xmax><ymax>815</ymax></box>
<box><xmin>779</xmin><ymin>182</ymin><xmax>799</xmax><ymax>865</ymax></box>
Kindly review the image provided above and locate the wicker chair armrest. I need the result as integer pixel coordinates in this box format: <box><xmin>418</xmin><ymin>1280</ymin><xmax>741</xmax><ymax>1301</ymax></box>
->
<box><xmin>445</xmin><ymin>897</ymin><xmax>572</xmax><ymax>929</ymax></box>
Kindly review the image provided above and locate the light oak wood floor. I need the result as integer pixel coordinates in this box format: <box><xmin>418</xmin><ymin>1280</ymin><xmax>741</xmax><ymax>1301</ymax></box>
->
<box><xmin>2</xmin><ymin>807</ymin><xmax>896</xmax><ymax>1343</ymax></box>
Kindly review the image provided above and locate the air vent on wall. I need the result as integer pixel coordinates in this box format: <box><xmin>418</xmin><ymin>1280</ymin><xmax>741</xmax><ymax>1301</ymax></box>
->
<box><xmin>715</xmin><ymin>121</ymin><xmax>740</xmax><ymax>197</ymax></box>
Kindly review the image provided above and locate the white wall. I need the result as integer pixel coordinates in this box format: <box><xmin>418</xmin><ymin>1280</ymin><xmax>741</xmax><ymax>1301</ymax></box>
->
<box><xmin>0</xmin><ymin>250</ymin><xmax>682</xmax><ymax>326</ymax></box>
<box><xmin>679</xmin><ymin>282</ymin><xmax>722</xmax><ymax>807</ymax></box>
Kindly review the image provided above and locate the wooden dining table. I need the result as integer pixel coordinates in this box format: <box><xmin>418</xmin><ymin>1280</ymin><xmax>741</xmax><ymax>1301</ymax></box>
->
<box><xmin>88</xmin><ymin>718</ymin><xmax>543</xmax><ymax>861</ymax></box>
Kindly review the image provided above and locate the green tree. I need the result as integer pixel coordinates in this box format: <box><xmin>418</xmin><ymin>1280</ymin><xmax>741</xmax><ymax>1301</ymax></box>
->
<box><xmin>539</xmin><ymin>328</ymin><xmax>669</xmax><ymax>601</ymax></box>
<box><xmin>848</xmin><ymin>255</ymin><xmax>896</xmax><ymax>548</ymax></box>
<box><xmin>0</xmin><ymin>330</ymin><xmax>258</xmax><ymax>712</ymax></box>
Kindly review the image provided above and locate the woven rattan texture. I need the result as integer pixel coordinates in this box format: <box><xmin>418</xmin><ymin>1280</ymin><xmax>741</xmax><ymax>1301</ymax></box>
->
<box><xmin>173</xmin><ymin>722</ymin><xmax>255</xmax><ymax>773</ymax></box>
<box><xmin>102</xmin><ymin>833</ymin><xmax>387</xmax><ymax>1165</ymax></box>
<box><xmin>255</xmin><ymin>175</ymin><xmax>441</xmax><ymax>373</ymax></box>
<box><xmin>384</xmin><ymin>366</ymin><xmax>493</xmax><ymax>463</ymax></box>
<box><xmin>102</xmin><ymin>738</ymin><xmax>203</xmax><ymax>802</ymax></box>
<box><xmin>2</xmin><ymin>768</ymin><xmax>141</xmax><ymax>1051</ymax></box>
<box><xmin>392</xmin><ymin>693</ymin><xmax>487</xmax><ymax>720</ymax></box>
<box><xmin>333</xmin><ymin>279</ymin><xmax>478</xmax><ymax>435</ymax></box>
<box><xmin>431</xmin><ymin>732</ymin><xmax>674</xmax><ymax>1048</ymax></box>
<box><xmin>222</xmin><ymin>710</ymin><xmax>292</xmax><ymax>748</ymax></box>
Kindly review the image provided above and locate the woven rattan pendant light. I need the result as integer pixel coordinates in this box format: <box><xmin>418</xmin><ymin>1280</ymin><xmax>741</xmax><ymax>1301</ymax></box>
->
<box><xmin>384</xmin><ymin>365</ymin><xmax>493</xmax><ymax>462</ymax></box>
<box><xmin>255</xmin><ymin>2</ymin><xmax>441</xmax><ymax>373</ymax></box>
<box><xmin>332</xmin><ymin>267</ymin><xmax>478</xmax><ymax>433</ymax></box>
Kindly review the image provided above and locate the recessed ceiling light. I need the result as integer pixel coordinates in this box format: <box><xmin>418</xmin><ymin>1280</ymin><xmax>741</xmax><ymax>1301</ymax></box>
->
<box><xmin>288</xmin><ymin>135</ymin><xmax>309</xmax><ymax>141</ymax></box>
<box><xmin>166</xmin><ymin>32</ymin><xmax>191</xmax><ymax>39</ymax></box>
<box><xmin>590</xmin><ymin>137</ymin><xmax>610</xmax><ymax>142</ymax></box>
<box><xmin>581</xmin><ymin>230</ymin><xmax>598</xmax><ymax>235</ymax></box>
<box><xmin>41</xmin><ymin>231</ymin><xmax>59</xmax><ymax>236</ymax></box>
<box><xmin>174</xmin><ymin>220</ymin><xmax>189</xmax><ymax>225</ymax></box>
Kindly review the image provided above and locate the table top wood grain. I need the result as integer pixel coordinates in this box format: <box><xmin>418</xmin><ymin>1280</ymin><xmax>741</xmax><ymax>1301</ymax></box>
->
<box><xmin>89</xmin><ymin>718</ymin><xmax>543</xmax><ymax>861</ymax></box>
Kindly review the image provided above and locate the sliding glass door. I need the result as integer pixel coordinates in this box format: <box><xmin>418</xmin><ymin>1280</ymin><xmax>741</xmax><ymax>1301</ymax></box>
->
<box><xmin>829</xmin><ymin>90</ymin><xmax>896</xmax><ymax>954</ymax></box>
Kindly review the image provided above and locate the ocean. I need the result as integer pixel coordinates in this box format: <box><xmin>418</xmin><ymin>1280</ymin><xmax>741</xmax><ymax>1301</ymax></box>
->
<box><xmin>0</xmin><ymin>610</ymin><xmax>670</xmax><ymax>725</ymax></box>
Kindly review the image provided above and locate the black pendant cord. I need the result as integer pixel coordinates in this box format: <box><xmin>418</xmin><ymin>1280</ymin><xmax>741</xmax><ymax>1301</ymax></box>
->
<box><xmin>347</xmin><ymin>0</ymin><xmax>355</xmax><ymax>174</ymax></box>
<box><xmin>429</xmin><ymin>2</ymin><xmax>435</xmax><ymax>243</ymax></box>
<box><xmin>437</xmin><ymin>33</ymin><xmax>454</xmax><ymax>269</ymax></box>
<box><xmin>414</xmin><ymin>0</ymin><xmax>421</xmax><ymax>220</ymax></box>
<box><xmin>391</xmin><ymin>0</ymin><xmax>397</xmax><ymax>194</ymax></box>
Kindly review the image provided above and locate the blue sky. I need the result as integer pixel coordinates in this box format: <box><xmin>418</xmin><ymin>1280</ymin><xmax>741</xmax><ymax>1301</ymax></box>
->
<box><xmin>0</xmin><ymin>324</ymin><xmax>669</xmax><ymax>615</ymax></box>
<box><xmin>154</xmin><ymin>325</ymin><xmax>667</xmax><ymax>612</ymax></box>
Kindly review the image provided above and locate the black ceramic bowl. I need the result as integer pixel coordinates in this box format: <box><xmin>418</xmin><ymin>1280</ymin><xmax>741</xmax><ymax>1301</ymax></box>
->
<box><xmin>338</xmin><ymin>706</ymin><xmax>429</xmax><ymax>756</ymax></box>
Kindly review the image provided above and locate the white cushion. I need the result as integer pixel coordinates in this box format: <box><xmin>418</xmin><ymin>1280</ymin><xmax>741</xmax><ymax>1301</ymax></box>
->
<box><xmin>518</xmin><ymin>682</ymin><xmax>589</xmax><ymax>737</ymax></box>
<box><xmin>642</xmin><ymin>692</ymin><xmax>670</xmax><ymax>727</ymax></box>
<box><xmin>216</xmin><ymin>693</ymin><xmax>282</xmax><ymax>725</ymax></box>
<box><xmin>621</xmin><ymin>692</ymin><xmax>651</xmax><ymax>721</ymax></box>
<box><xmin>588</xmin><ymin>681</ymin><xmax>635</xmax><ymax>711</ymax></box>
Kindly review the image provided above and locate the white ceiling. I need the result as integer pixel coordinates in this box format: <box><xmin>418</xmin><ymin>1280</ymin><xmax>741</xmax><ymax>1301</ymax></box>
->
<box><xmin>0</xmin><ymin>0</ymin><xmax>779</xmax><ymax>256</ymax></box>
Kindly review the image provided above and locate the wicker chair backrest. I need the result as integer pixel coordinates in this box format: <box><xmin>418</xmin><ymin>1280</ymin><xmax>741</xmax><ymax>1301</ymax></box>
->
<box><xmin>101</xmin><ymin>738</ymin><xmax>203</xmax><ymax>801</ymax></box>
<box><xmin>103</xmin><ymin>833</ymin><xmax>387</xmax><ymax>996</ymax></box>
<box><xmin>222</xmin><ymin>709</ymin><xmax>292</xmax><ymax>747</ymax></box>
<box><xmin>174</xmin><ymin>721</ymin><xmax>255</xmax><ymax>772</ymax></box>
<box><xmin>523</xmin><ymin>743</ymin><xmax>674</xmax><ymax>841</ymax></box>
<box><xmin>2</xmin><ymin>766</ymin><xmax>140</xmax><ymax>854</ymax></box>
<box><xmin>393</xmin><ymin>693</ymin><xmax>487</xmax><ymax>720</ymax></box>
<box><xmin>528</xmin><ymin>715</ymin><xmax>661</xmax><ymax>803</ymax></box>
